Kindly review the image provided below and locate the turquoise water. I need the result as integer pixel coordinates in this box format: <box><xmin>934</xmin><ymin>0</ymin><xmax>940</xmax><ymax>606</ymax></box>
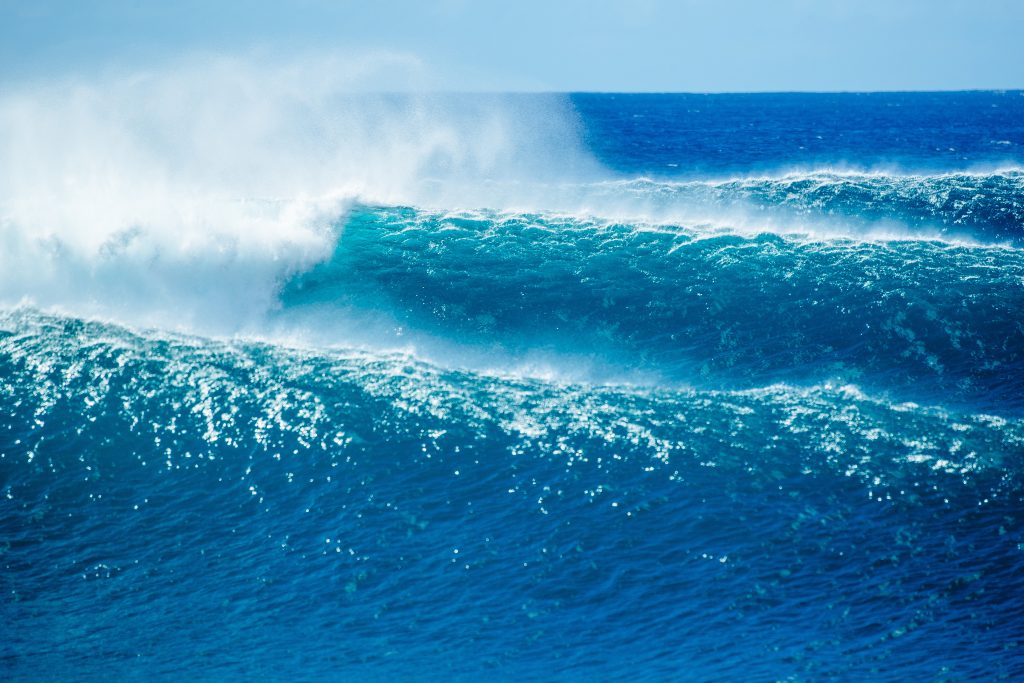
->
<box><xmin>2</xmin><ymin>92</ymin><xmax>1024</xmax><ymax>680</ymax></box>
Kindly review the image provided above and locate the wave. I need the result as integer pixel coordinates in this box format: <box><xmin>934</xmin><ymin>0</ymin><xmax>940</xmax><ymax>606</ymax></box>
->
<box><xmin>2</xmin><ymin>59</ymin><xmax>1022</xmax><ymax>355</ymax></box>
<box><xmin>1</xmin><ymin>62</ymin><xmax>1022</xmax><ymax>411</ymax></box>
<box><xmin>277</xmin><ymin>204</ymin><xmax>1024</xmax><ymax>412</ymax></box>
<box><xmin>3</xmin><ymin>308</ymin><xmax>1019</xmax><ymax>492</ymax></box>
<box><xmin>4</xmin><ymin>195</ymin><xmax>1021</xmax><ymax>409</ymax></box>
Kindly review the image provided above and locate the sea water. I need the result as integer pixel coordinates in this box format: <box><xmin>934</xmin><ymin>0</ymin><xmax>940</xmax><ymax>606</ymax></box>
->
<box><xmin>2</xmin><ymin>89</ymin><xmax>1023</xmax><ymax>680</ymax></box>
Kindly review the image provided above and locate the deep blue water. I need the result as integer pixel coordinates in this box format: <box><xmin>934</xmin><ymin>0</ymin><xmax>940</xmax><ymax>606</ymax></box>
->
<box><xmin>3</xmin><ymin>92</ymin><xmax>1024</xmax><ymax>681</ymax></box>
<box><xmin>574</xmin><ymin>91</ymin><xmax>1024</xmax><ymax>175</ymax></box>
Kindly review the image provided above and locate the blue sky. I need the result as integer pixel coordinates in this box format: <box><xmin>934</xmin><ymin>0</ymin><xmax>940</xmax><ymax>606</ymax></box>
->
<box><xmin>1</xmin><ymin>0</ymin><xmax>1022</xmax><ymax>91</ymax></box>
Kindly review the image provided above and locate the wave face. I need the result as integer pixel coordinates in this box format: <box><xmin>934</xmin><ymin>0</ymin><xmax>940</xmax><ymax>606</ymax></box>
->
<box><xmin>281</xmin><ymin>204</ymin><xmax>1024</xmax><ymax>412</ymax></box>
<box><xmin>3</xmin><ymin>87</ymin><xmax>1024</xmax><ymax>680</ymax></box>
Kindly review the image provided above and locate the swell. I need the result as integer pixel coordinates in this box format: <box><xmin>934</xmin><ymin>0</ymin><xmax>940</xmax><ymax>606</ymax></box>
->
<box><xmin>3</xmin><ymin>308</ymin><xmax>1020</xmax><ymax>485</ymax></box>
<box><xmin>280</xmin><ymin>204</ymin><xmax>1024</xmax><ymax>413</ymax></box>
<box><xmin>2</xmin><ymin>310</ymin><xmax>1023</xmax><ymax>679</ymax></box>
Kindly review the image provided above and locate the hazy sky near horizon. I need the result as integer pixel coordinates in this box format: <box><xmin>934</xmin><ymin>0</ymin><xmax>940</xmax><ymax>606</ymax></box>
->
<box><xmin>1</xmin><ymin>0</ymin><xmax>1022</xmax><ymax>91</ymax></box>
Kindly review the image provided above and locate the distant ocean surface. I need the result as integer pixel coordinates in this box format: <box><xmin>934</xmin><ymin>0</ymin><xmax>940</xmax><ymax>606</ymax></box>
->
<box><xmin>3</xmin><ymin>90</ymin><xmax>1024</xmax><ymax>681</ymax></box>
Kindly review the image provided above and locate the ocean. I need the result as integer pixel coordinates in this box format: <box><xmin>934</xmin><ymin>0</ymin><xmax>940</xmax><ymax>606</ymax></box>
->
<box><xmin>2</xmin><ymin>90</ymin><xmax>1024</xmax><ymax>680</ymax></box>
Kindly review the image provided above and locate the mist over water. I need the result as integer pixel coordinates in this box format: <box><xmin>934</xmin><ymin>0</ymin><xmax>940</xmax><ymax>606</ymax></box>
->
<box><xmin>2</xmin><ymin>58</ymin><xmax>1024</xmax><ymax>681</ymax></box>
<box><xmin>0</xmin><ymin>55</ymin><xmax>596</xmax><ymax>332</ymax></box>
<box><xmin>4</xmin><ymin>61</ymin><xmax>1021</xmax><ymax>344</ymax></box>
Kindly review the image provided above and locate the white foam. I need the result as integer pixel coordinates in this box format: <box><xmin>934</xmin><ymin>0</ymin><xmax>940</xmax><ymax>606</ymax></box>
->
<box><xmin>0</xmin><ymin>52</ymin><xmax>596</xmax><ymax>334</ymax></box>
